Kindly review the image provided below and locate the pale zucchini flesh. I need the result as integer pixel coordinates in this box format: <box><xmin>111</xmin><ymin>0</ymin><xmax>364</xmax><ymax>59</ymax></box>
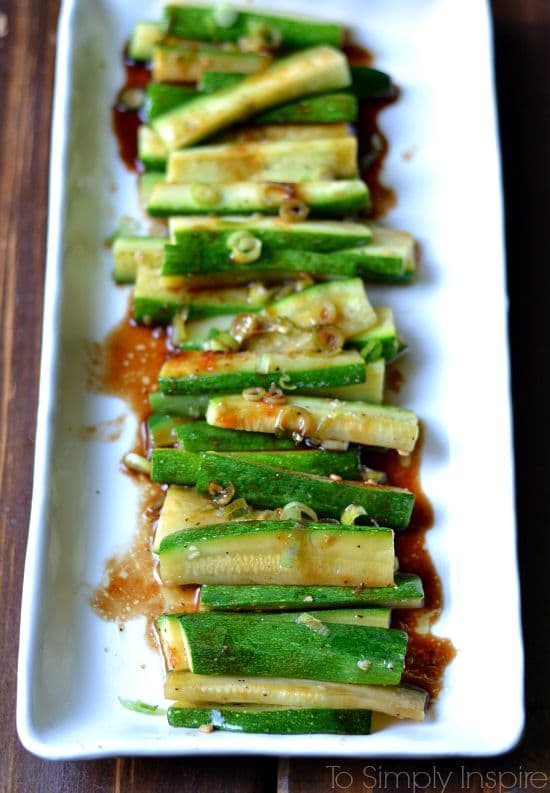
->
<box><xmin>152</xmin><ymin>43</ymin><xmax>270</xmax><ymax>83</ymax></box>
<box><xmin>167</xmin><ymin>137</ymin><xmax>357</xmax><ymax>184</ymax></box>
<box><xmin>264</xmin><ymin>278</ymin><xmax>376</xmax><ymax>337</ymax></box>
<box><xmin>165</xmin><ymin>673</ymin><xmax>427</xmax><ymax>721</ymax></box>
<box><xmin>153</xmin><ymin>46</ymin><xmax>351</xmax><ymax>150</ymax></box>
<box><xmin>158</xmin><ymin>520</ymin><xmax>395</xmax><ymax>588</ymax></box>
<box><xmin>207</xmin><ymin>394</ymin><xmax>419</xmax><ymax>453</ymax></box>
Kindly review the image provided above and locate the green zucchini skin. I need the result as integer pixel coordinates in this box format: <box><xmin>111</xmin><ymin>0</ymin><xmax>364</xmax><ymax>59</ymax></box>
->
<box><xmin>165</xmin><ymin>612</ymin><xmax>407</xmax><ymax>685</ymax></box>
<box><xmin>177</xmin><ymin>422</ymin><xmax>297</xmax><ymax>452</ymax></box>
<box><xmin>169</xmin><ymin>220</ymin><xmax>372</xmax><ymax>257</ymax></box>
<box><xmin>196</xmin><ymin>453</ymin><xmax>414</xmax><ymax>527</ymax></box>
<box><xmin>167</xmin><ymin>705</ymin><xmax>372</xmax><ymax>734</ymax></box>
<box><xmin>350</xmin><ymin>66</ymin><xmax>394</xmax><ymax>99</ymax></box>
<box><xmin>148</xmin><ymin>392</ymin><xmax>210</xmax><ymax>418</ymax></box>
<box><xmin>145</xmin><ymin>83</ymin><xmax>197</xmax><ymax>121</ymax></box>
<box><xmin>151</xmin><ymin>448</ymin><xmax>362</xmax><ymax>484</ymax></box>
<box><xmin>201</xmin><ymin>67</ymin><xmax>392</xmax><ymax>102</ymax></box>
<box><xmin>346</xmin><ymin>307</ymin><xmax>406</xmax><ymax>363</ymax></box>
<box><xmin>158</xmin><ymin>351</ymin><xmax>367</xmax><ymax>395</ymax></box>
<box><xmin>147</xmin><ymin>179</ymin><xmax>370</xmax><ymax>218</ymax></box>
<box><xmin>151</xmin><ymin>449</ymin><xmax>200</xmax><ymax>485</ymax></box>
<box><xmin>162</xmin><ymin>6</ymin><xmax>344</xmax><ymax>49</ymax></box>
<box><xmin>162</xmin><ymin>244</ymin><xmax>412</xmax><ymax>283</ymax></box>
<box><xmin>200</xmin><ymin>573</ymin><xmax>424</xmax><ymax>611</ymax></box>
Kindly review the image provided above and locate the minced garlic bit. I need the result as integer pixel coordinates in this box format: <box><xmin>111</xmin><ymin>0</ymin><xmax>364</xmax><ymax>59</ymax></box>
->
<box><xmin>296</xmin><ymin>612</ymin><xmax>330</xmax><ymax>637</ymax></box>
<box><xmin>303</xmin><ymin>595</ymin><xmax>314</xmax><ymax>603</ymax></box>
<box><xmin>357</xmin><ymin>659</ymin><xmax>371</xmax><ymax>671</ymax></box>
<box><xmin>198</xmin><ymin>723</ymin><xmax>215</xmax><ymax>733</ymax></box>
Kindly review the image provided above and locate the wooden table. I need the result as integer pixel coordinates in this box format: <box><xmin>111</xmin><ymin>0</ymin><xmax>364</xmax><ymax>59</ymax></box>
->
<box><xmin>1</xmin><ymin>1</ymin><xmax>549</xmax><ymax>790</ymax></box>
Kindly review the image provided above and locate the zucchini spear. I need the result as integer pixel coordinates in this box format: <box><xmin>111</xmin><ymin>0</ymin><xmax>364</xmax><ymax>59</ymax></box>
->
<box><xmin>151</xmin><ymin>448</ymin><xmax>362</xmax><ymax>485</ymax></box>
<box><xmin>148</xmin><ymin>178</ymin><xmax>370</xmax><ymax>218</ymax></box>
<box><xmin>200</xmin><ymin>573</ymin><xmax>425</xmax><ymax>611</ymax></box>
<box><xmin>177</xmin><ymin>422</ymin><xmax>297</xmax><ymax>452</ymax></box>
<box><xmin>158</xmin><ymin>520</ymin><xmax>395</xmax><ymax>587</ymax></box>
<box><xmin>162</xmin><ymin>5</ymin><xmax>345</xmax><ymax>49</ymax></box>
<box><xmin>167</xmin><ymin>705</ymin><xmax>373</xmax><ymax>734</ymax></box>
<box><xmin>168</xmin><ymin>216</ymin><xmax>372</xmax><ymax>253</ymax></box>
<box><xmin>165</xmin><ymin>673</ymin><xmax>427</xmax><ymax>721</ymax></box>
<box><xmin>153</xmin><ymin>46</ymin><xmax>351</xmax><ymax>149</ymax></box>
<box><xmin>157</xmin><ymin>612</ymin><xmax>407</xmax><ymax>685</ymax></box>
<box><xmin>158</xmin><ymin>350</ymin><xmax>367</xmax><ymax>395</ymax></box>
<box><xmin>152</xmin><ymin>43</ymin><xmax>270</xmax><ymax>83</ymax></box>
<box><xmin>195</xmin><ymin>453</ymin><xmax>414</xmax><ymax>527</ymax></box>
<box><xmin>206</xmin><ymin>394</ymin><xmax>419</xmax><ymax>453</ymax></box>
<box><xmin>162</xmin><ymin>226</ymin><xmax>416</xmax><ymax>284</ymax></box>
<box><xmin>166</xmin><ymin>137</ymin><xmax>357</xmax><ymax>184</ymax></box>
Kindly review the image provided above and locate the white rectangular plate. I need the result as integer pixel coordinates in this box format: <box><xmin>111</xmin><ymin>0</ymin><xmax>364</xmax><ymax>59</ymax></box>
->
<box><xmin>17</xmin><ymin>0</ymin><xmax>523</xmax><ymax>758</ymax></box>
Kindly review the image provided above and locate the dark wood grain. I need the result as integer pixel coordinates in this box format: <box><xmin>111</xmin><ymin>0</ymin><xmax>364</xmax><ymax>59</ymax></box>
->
<box><xmin>0</xmin><ymin>1</ymin><xmax>548</xmax><ymax>791</ymax></box>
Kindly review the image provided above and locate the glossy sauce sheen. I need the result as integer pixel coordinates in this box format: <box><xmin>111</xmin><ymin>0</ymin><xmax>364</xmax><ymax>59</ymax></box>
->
<box><xmin>97</xmin><ymin>40</ymin><xmax>454</xmax><ymax>703</ymax></box>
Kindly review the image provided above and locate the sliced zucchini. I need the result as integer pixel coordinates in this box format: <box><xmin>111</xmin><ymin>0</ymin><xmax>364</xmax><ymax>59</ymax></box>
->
<box><xmin>152</xmin><ymin>448</ymin><xmax>361</xmax><ymax>485</ymax></box>
<box><xmin>195</xmin><ymin>454</ymin><xmax>414</xmax><ymax>526</ymax></box>
<box><xmin>200</xmin><ymin>573</ymin><xmax>424</xmax><ymax>611</ymax></box>
<box><xmin>162</xmin><ymin>227</ymin><xmax>415</xmax><ymax>283</ymax></box>
<box><xmin>147</xmin><ymin>413</ymin><xmax>190</xmax><ymax>448</ymax></box>
<box><xmin>347</xmin><ymin>307</ymin><xmax>406</xmax><ymax>363</ymax></box>
<box><xmin>207</xmin><ymin>394</ymin><xmax>419</xmax><ymax>453</ymax></box>
<box><xmin>151</xmin><ymin>449</ymin><xmax>202</xmax><ymax>486</ymax></box>
<box><xmin>148</xmin><ymin>179</ymin><xmax>370</xmax><ymax>218</ymax></box>
<box><xmin>153</xmin><ymin>46</ymin><xmax>351</xmax><ymax>150</ymax></box>
<box><xmin>166</xmin><ymin>137</ymin><xmax>357</xmax><ymax>184</ymax></box>
<box><xmin>264</xmin><ymin>278</ymin><xmax>376</xmax><ymax>337</ymax></box>
<box><xmin>134</xmin><ymin>261</ymin><xmax>264</xmax><ymax>324</ymax></box>
<box><xmin>139</xmin><ymin>171</ymin><xmax>165</xmax><ymax>209</ymax></box>
<box><xmin>128</xmin><ymin>21</ymin><xmax>163</xmax><ymax>62</ymax></box>
<box><xmin>145</xmin><ymin>83</ymin><xmax>197</xmax><ymax>122</ymax></box>
<box><xmin>153</xmin><ymin>486</ymin><xmax>226</xmax><ymax>553</ymax></box>
<box><xmin>148</xmin><ymin>392</ymin><xmax>210</xmax><ymax>418</ymax></box>
<box><xmin>134</xmin><ymin>260</ymin><xmax>188</xmax><ymax>324</ymax></box>
<box><xmin>165</xmin><ymin>673</ymin><xmax>427</xmax><ymax>720</ymax></box>
<box><xmin>158</xmin><ymin>350</ymin><xmax>367</xmax><ymax>395</ymax></box>
<box><xmin>177</xmin><ymin>422</ymin><xmax>297</xmax><ymax>452</ymax></box>
<box><xmin>167</xmin><ymin>704</ymin><xmax>373</xmax><ymax>734</ymax></box>
<box><xmin>162</xmin><ymin>6</ymin><xmax>345</xmax><ymax>49</ymax></box>
<box><xmin>313</xmin><ymin>361</ymin><xmax>385</xmax><ymax>404</ymax></box>
<box><xmin>157</xmin><ymin>613</ymin><xmax>406</xmax><ymax>685</ymax></box>
<box><xmin>112</xmin><ymin>236</ymin><xmax>166</xmax><ymax>284</ymax></box>
<box><xmin>169</xmin><ymin>216</ymin><xmax>372</xmax><ymax>253</ymax></box>
<box><xmin>158</xmin><ymin>520</ymin><xmax>395</xmax><ymax>587</ymax></box>
<box><xmin>158</xmin><ymin>608</ymin><xmax>390</xmax><ymax>673</ymax></box>
<box><xmin>138</xmin><ymin>126</ymin><xmax>168</xmax><ymax>171</ymax></box>
<box><xmin>152</xmin><ymin>43</ymin><xmax>270</xmax><ymax>83</ymax></box>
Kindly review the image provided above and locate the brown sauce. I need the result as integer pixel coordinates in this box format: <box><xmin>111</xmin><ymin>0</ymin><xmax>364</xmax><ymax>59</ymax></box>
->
<box><xmin>98</xmin><ymin>39</ymin><xmax>454</xmax><ymax>705</ymax></box>
<box><xmin>112</xmin><ymin>57</ymin><xmax>150</xmax><ymax>171</ymax></box>
<box><xmin>366</xmin><ymin>432</ymin><xmax>456</xmax><ymax>700</ymax></box>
